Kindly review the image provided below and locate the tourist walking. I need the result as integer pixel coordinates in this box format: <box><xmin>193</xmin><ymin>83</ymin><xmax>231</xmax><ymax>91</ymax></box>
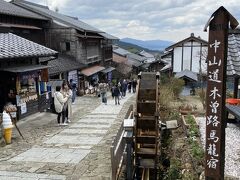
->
<box><xmin>122</xmin><ymin>79</ymin><xmax>127</xmax><ymax>96</ymax></box>
<box><xmin>118</xmin><ymin>81</ymin><xmax>123</xmax><ymax>98</ymax></box>
<box><xmin>128</xmin><ymin>80</ymin><xmax>132</xmax><ymax>93</ymax></box>
<box><xmin>99</xmin><ymin>82</ymin><xmax>108</xmax><ymax>105</ymax></box>
<box><xmin>111</xmin><ymin>85</ymin><xmax>115</xmax><ymax>99</ymax></box>
<box><xmin>132</xmin><ymin>79</ymin><xmax>137</xmax><ymax>93</ymax></box>
<box><xmin>61</xmin><ymin>81</ymin><xmax>72</xmax><ymax>123</ymax></box>
<box><xmin>69</xmin><ymin>79</ymin><xmax>77</xmax><ymax>104</ymax></box>
<box><xmin>54</xmin><ymin>86</ymin><xmax>69</xmax><ymax>126</ymax></box>
<box><xmin>113</xmin><ymin>84</ymin><xmax>120</xmax><ymax>105</ymax></box>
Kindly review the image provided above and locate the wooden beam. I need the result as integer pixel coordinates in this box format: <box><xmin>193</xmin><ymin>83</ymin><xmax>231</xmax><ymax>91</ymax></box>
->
<box><xmin>234</xmin><ymin>77</ymin><xmax>239</xmax><ymax>98</ymax></box>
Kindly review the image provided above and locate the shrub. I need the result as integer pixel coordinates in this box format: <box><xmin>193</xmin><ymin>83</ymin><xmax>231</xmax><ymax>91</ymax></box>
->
<box><xmin>159</xmin><ymin>85</ymin><xmax>174</xmax><ymax>110</ymax></box>
<box><xmin>191</xmin><ymin>143</ymin><xmax>204</xmax><ymax>161</ymax></box>
<box><xmin>226</xmin><ymin>89</ymin><xmax>234</xmax><ymax>98</ymax></box>
<box><xmin>170</xmin><ymin>77</ymin><xmax>185</xmax><ymax>98</ymax></box>
<box><xmin>169</xmin><ymin>111</ymin><xmax>181</xmax><ymax>120</ymax></box>
<box><xmin>164</xmin><ymin>158</ymin><xmax>181</xmax><ymax>180</ymax></box>
<box><xmin>112</xmin><ymin>79</ymin><xmax>117</xmax><ymax>86</ymax></box>
<box><xmin>185</xmin><ymin>115</ymin><xmax>204</xmax><ymax>163</ymax></box>
<box><xmin>160</xmin><ymin>74</ymin><xmax>170</xmax><ymax>84</ymax></box>
<box><xmin>196</xmin><ymin>88</ymin><xmax>206</xmax><ymax>110</ymax></box>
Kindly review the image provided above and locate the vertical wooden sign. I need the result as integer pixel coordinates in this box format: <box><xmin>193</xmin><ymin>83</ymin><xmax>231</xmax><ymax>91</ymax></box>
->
<box><xmin>204</xmin><ymin>6</ymin><xmax>238</xmax><ymax>179</ymax></box>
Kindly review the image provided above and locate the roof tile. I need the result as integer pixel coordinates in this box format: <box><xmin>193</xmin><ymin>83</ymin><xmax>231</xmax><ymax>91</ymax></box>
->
<box><xmin>0</xmin><ymin>0</ymin><xmax>46</xmax><ymax>20</ymax></box>
<box><xmin>0</xmin><ymin>33</ymin><xmax>57</xmax><ymax>59</ymax></box>
<box><xmin>13</xmin><ymin>0</ymin><xmax>102</xmax><ymax>33</ymax></box>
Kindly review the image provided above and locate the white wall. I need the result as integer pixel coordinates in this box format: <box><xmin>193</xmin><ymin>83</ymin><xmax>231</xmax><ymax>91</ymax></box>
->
<box><xmin>173</xmin><ymin>40</ymin><xmax>207</xmax><ymax>73</ymax></box>
<box><xmin>173</xmin><ymin>47</ymin><xmax>182</xmax><ymax>72</ymax></box>
<box><xmin>183</xmin><ymin>46</ymin><xmax>191</xmax><ymax>70</ymax></box>
<box><xmin>192</xmin><ymin>46</ymin><xmax>201</xmax><ymax>73</ymax></box>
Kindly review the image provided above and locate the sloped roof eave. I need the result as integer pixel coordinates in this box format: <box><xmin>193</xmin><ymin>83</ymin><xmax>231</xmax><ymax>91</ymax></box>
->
<box><xmin>0</xmin><ymin>33</ymin><xmax>58</xmax><ymax>59</ymax></box>
<box><xmin>12</xmin><ymin>1</ymin><xmax>102</xmax><ymax>33</ymax></box>
<box><xmin>48</xmin><ymin>54</ymin><xmax>85</xmax><ymax>75</ymax></box>
<box><xmin>165</xmin><ymin>36</ymin><xmax>208</xmax><ymax>51</ymax></box>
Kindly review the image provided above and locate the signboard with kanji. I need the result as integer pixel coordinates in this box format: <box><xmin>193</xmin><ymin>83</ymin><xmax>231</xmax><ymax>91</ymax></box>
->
<box><xmin>204</xmin><ymin>6</ymin><xmax>238</xmax><ymax>179</ymax></box>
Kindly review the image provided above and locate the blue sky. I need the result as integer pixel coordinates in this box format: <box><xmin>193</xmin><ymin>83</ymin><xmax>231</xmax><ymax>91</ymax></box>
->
<box><xmin>8</xmin><ymin>0</ymin><xmax>240</xmax><ymax>42</ymax></box>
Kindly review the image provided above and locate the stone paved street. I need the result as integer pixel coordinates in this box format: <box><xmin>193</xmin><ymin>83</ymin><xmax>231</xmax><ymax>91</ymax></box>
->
<box><xmin>0</xmin><ymin>93</ymin><xmax>135</xmax><ymax>180</ymax></box>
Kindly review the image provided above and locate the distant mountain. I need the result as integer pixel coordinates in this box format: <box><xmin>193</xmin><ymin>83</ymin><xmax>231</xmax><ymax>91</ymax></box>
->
<box><xmin>116</xmin><ymin>40</ymin><xmax>161</xmax><ymax>54</ymax></box>
<box><xmin>121</xmin><ymin>38</ymin><xmax>174</xmax><ymax>51</ymax></box>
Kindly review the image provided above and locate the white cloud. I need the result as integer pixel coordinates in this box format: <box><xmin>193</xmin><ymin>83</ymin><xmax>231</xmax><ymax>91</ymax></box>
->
<box><xmin>6</xmin><ymin>0</ymin><xmax>240</xmax><ymax>41</ymax></box>
<box><xmin>47</xmin><ymin>0</ymin><xmax>70</xmax><ymax>10</ymax></box>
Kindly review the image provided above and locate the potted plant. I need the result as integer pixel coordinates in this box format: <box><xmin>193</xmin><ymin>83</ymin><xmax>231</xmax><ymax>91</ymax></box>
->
<box><xmin>179</xmin><ymin>104</ymin><xmax>197</xmax><ymax>115</ymax></box>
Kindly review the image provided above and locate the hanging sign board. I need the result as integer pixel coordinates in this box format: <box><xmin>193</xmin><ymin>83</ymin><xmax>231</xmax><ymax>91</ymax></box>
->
<box><xmin>20</xmin><ymin>103</ymin><xmax>27</xmax><ymax>114</ymax></box>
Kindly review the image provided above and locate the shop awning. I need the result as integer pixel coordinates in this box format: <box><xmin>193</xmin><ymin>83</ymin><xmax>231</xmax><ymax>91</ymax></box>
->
<box><xmin>81</xmin><ymin>65</ymin><xmax>105</xmax><ymax>76</ymax></box>
<box><xmin>101</xmin><ymin>67</ymin><xmax>115</xmax><ymax>74</ymax></box>
<box><xmin>0</xmin><ymin>64</ymin><xmax>49</xmax><ymax>73</ymax></box>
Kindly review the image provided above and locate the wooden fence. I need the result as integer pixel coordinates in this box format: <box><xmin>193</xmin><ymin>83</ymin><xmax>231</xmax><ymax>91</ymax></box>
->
<box><xmin>110</xmin><ymin>105</ymin><xmax>133</xmax><ymax>180</ymax></box>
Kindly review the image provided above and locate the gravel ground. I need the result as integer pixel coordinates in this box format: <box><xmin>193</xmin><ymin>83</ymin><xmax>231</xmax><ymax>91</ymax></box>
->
<box><xmin>197</xmin><ymin>117</ymin><xmax>240</xmax><ymax>178</ymax></box>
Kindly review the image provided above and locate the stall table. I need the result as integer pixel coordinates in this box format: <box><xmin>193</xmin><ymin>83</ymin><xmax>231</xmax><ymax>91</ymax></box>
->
<box><xmin>226</xmin><ymin>104</ymin><xmax>240</xmax><ymax>122</ymax></box>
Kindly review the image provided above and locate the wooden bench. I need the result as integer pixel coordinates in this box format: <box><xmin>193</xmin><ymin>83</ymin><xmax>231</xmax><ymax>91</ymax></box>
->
<box><xmin>226</xmin><ymin>104</ymin><xmax>240</xmax><ymax>122</ymax></box>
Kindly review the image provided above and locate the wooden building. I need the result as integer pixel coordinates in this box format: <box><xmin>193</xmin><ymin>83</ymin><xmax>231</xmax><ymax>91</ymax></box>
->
<box><xmin>226</xmin><ymin>29</ymin><xmax>240</xmax><ymax>98</ymax></box>
<box><xmin>141</xmin><ymin>59</ymin><xmax>167</xmax><ymax>73</ymax></box>
<box><xmin>0</xmin><ymin>33</ymin><xmax>57</xmax><ymax>119</ymax></box>
<box><xmin>165</xmin><ymin>33</ymin><xmax>208</xmax><ymax>75</ymax></box>
<box><xmin>0</xmin><ymin>0</ymin><xmax>48</xmax><ymax>45</ymax></box>
<box><xmin>160</xmin><ymin>50</ymin><xmax>172</xmax><ymax>76</ymax></box>
<box><xmin>112</xmin><ymin>52</ymin><xmax>131</xmax><ymax>79</ymax></box>
<box><xmin>113</xmin><ymin>46</ymin><xmax>146</xmax><ymax>78</ymax></box>
<box><xmin>13</xmin><ymin>0</ymin><xmax>117</xmax><ymax>93</ymax></box>
<box><xmin>139</xmin><ymin>50</ymin><xmax>155</xmax><ymax>63</ymax></box>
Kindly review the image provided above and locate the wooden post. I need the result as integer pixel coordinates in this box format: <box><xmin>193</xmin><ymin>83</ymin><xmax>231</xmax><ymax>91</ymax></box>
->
<box><xmin>204</xmin><ymin>6</ymin><xmax>238</xmax><ymax>179</ymax></box>
<box><xmin>234</xmin><ymin>77</ymin><xmax>239</xmax><ymax>98</ymax></box>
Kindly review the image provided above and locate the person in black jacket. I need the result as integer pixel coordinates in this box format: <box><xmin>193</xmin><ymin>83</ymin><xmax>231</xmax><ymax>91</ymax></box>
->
<box><xmin>113</xmin><ymin>85</ymin><xmax>120</xmax><ymax>105</ymax></box>
<box><xmin>132</xmin><ymin>79</ymin><xmax>137</xmax><ymax>93</ymax></box>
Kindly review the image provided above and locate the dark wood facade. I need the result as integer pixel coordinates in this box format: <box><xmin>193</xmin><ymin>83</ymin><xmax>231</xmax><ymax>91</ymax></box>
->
<box><xmin>0</xmin><ymin>59</ymin><xmax>51</xmax><ymax>119</ymax></box>
<box><xmin>0</xmin><ymin>13</ymin><xmax>48</xmax><ymax>45</ymax></box>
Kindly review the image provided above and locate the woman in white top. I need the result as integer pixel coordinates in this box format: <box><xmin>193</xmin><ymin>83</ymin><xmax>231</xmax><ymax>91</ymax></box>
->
<box><xmin>54</xmin><ymin>86</ymin><xmax>68</xmax><ymax>125</ymax></box>
<box><xmin>61</xmin><ymin>81</ymin><xmax>72</xmax><ymax>123</ymax></box>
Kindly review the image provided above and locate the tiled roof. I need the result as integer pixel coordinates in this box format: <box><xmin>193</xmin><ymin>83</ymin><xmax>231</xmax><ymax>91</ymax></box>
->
<box><xmin>0</xmin><ymin>33</ymin><xmax>58</xmax><ymax>59</ymax></box>
<box><xmin>113</xmin><ymin>47</ymin><xmax>147</xmax><ymax>67</ymax></box>
<box><xmin>0</xmin><ymin>64</ymin><xmax>49</xmax><ymax>72</ymax></box>
<box><xmin>166</xmin><ymin>33</ymin><xmax>208</xmax><ymax>51</ymax></box>
<box><xmin>99</xmin><ymin>33</ymin><xmax>119</xmax><ymax>40</ymax></box>
<box><xmin>127</xmin><ymin>53</ymin><xmax>146</xmax><ymax>62</ymax></box>
<box><xmin>227</xmin><ymin>34</ymin><xmax>240</xmax><ymax>76</ymax></box>
<box><xmin>139</xmin><ymin>50</ymin><xmax>154</xmax><ymax>58</ymax></box>
<box><xmin>80</xmin><ymin>65</ymin><xmax>105</xmax><ymax>76</ymax></box>
<box><xmin>126</xmin><ymin>58</ymin><xmax>143</xmax><ymax>67</ymax></box>
<box><xmin>161</xmin><ymin>64</ymin><xmax>171</xmax><ymax>72</ymax></box>
<box><xmin>115</xmin><ymin>63</ymin><xmax>132</xmax><ymax>75</ymax></box>
<box><xmin>12</xmin><ymin>0</ymin><xmax>102</xmax><ymax>33</ymax></box>
<box><xmin>48</xmin><ymin>54</ymin><xmax>85</xmax><ymax>75</ymax></box>
<box><xmin>175</xmin><ymin>69</ymin><xmax>198</xmax><ymax>81</ymax></box>
<box><xmin>113</xmin><ymin>53</ymin><xmax>128</xmax><ymax>63</ymax></box>
<box><xmin>113</xmin><ymin>47</ymin><xmax>130</xmax><ymax>56</ymax></box>
<box><xmin>101</xmin><ymin>66</ymin><xmax>115</xmax><ymax>74</ymax></box>
<box><xmin>0</xmin><ymin>0</ymin><xmax>46</xmax><ymax>20</ymax></box>
<box><xmin>141</xmin><ymin>63</ymin><xmax>151</xmax><ymax>69</ymax></box>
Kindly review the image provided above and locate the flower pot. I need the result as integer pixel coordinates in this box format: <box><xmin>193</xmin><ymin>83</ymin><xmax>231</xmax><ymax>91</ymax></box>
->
<box><xmin>179</xmin><ymin>109</ymin><xmax>197</xmax><ymax>115</ymax></box>
<box><xmin>226</xmin><ymin>98</ymin><xmax>240</xmax><ymax>105</ymax></box>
